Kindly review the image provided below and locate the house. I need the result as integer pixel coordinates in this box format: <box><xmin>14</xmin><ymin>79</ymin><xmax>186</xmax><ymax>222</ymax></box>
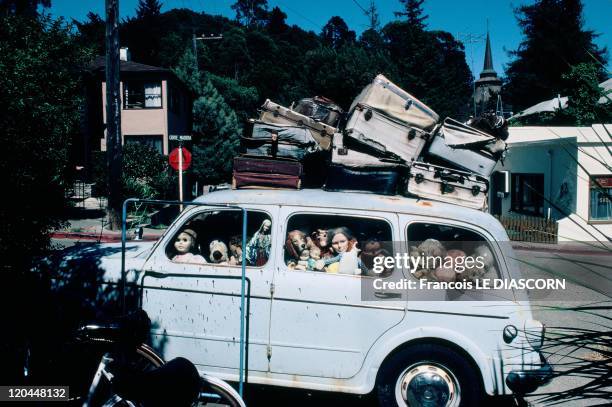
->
<box><xmin>79</xmin><ymin>48</ymin><xmax>192</xmax><ymax>172</ymax></box>
<box><xmin>489</xmin><ymin>124</ymin><xmax>612</xmax><ymax>242</ymax></box>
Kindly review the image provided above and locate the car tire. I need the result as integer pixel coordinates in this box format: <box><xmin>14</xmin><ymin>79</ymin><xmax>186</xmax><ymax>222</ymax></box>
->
<box><xmin>376</xmin><ymin>343</ymin><xmax>483</xmax><ymax>407</ymax></box>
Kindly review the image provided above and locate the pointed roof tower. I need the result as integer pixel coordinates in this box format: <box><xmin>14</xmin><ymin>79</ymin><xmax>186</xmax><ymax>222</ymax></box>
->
<box><xmin>480</xmin><ymin>31</ymin><xmax>497</xmax><ymax>78</ymax></box>
<box><xmin>474</xmin><ymin>27</ymin><xmax>503</xmax><ymax>115</ymax></box>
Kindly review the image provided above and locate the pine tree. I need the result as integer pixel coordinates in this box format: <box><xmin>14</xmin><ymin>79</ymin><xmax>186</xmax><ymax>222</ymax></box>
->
<box><xmin>504</xmin><ymin>0</ymin><xmax>608</xmax><ymax>111</ymax></box>
<box><xmin>394</xmin><ymin>0</ymin><xmax>428</xmax><ymax>29</ymax></box>
<box><xmin>231</xmin><ymin>0</ymin><xmax>269</xmax><ymax>27</ymax></box>
<box><xmin>173</xmin><ymin>50</ymin><xmax>242</xmax><ymax>184</ymax></box>
<box><xmin>136</xmin><ymin>0</ymin><xmax>162</xmax><ymax>19</ymax></box>
<box><xmin>321</xmin><ymin>16</ymin><xmax>356</xmax><ymax>50</ymax></box>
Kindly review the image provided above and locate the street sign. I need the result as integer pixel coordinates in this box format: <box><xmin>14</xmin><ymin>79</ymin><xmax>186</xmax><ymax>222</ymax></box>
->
<box><xmin>169</xmin><ymin>134</ymin><xmax>192</xmax><ymax>141</ymax></box>
<box><xmin>169</xmin><ymin>147</ymin><xmax>192</xmax><ymax>171</ymax></box>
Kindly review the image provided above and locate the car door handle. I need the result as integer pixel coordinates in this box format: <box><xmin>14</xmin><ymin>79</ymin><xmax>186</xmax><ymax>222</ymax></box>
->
<box><xmin>374</xmin><ymin>291</ymin><xmax>402</xmax><ymax>299</ymax></box>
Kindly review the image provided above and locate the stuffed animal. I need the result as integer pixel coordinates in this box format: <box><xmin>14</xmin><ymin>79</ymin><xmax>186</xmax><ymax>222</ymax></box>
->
<box><xmin>409</xmin><ymin>238</ymin><xmax>447</xmax><ymax>279</ymax></box>
<box><xmin>360</xmin><ymin>239</ymin><xmax>392</xmax><ymax>276</ymax></box>
<box><xmin>209</xmin><ymin>240</ymin><xmax>229</xmax><ymax>265</ymax></box>
<box><xmin>228</xmin><ymin>235</ymin><xmax>243</xmax><ymax>266</ymax></box>
<box><xmin>285</xmin><ymin>229</ymin><xmax>308</xmax><ymax>269</ymax></box>
<box><xmin>309</xmin><ymin>229</ymin><xmax>333</xmax><ymax>259</ymax></box>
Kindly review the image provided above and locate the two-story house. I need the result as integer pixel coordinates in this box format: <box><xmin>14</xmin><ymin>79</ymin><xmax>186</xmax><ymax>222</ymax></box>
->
<box><xmin>79</xmin><ymin>48</ymin><xmax>192</xmax><ymax>176</ymax></box>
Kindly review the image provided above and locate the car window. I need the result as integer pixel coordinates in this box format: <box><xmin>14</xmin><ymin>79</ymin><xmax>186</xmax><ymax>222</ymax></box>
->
<box><xmin>166</xmin><ymin>210</ymin><xmax>272</xmax><ymax>267</ymax></box>
<box><xmin>406</xmin><ymin>222</ymin><xmax>500</xmax><ymax>283</ymax></box>
<box><xmin>284</xmin><ymin>213</ymin><xmax>393</xmax><ymax>276</ymax></box>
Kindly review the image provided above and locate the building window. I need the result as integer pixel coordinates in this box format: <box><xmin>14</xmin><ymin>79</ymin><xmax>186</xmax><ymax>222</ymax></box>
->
<box><xmin>589</xmin><ymin>176</ymin><xmax>612</xmax><ymax>222</ymax></box>
<box><xmin>168</xmin><ymin>84</ymin><xmax>181</xmax><ymax>114</ymax></box>
<box><xmin>125</xmin><ymin>135</ymin><xmax>163</xmax><ymax>154</ymax></box>
<box><xmin>511</xmin><ymin>173</ymin><xmax>545</xmax><ymax>216</ymax></box>
<box><xmin>124</xmin><ymin>81</ymin><xmax>162</xmax><ymax>109</ymax></box>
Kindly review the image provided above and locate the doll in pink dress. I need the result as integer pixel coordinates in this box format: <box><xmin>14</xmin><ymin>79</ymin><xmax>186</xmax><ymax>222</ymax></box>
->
<box><xmin>172</xmin><ymin>229</ymin><xmax>206</xmax><ymax>264</ymax></box>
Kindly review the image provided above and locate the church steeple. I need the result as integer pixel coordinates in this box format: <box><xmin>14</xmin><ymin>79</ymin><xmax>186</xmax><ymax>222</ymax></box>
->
<box><xmin>480</xmin><ymin>31</ymin><xmax>497</xmax><ymax>77</ymax></box>
<box><xmin>474</xmin><ymin>26</ymin><xmax>503</xmax><ymax>115</ymax></box>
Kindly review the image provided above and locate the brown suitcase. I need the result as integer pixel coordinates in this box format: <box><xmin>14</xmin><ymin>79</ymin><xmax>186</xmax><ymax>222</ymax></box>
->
<box><xmin>259</xmin><ymin>99</ymin><xmax>336</xmax><ymax>150</ymax></box>
<box><xmin>233</xmin><ymin>156</ymin><xmax>303</xmax><ymax>177</ymax></box>
<box><xmin>232</xmin><ymin>172</ymin><xmax>301</xmax><ymax>190</ymax></box>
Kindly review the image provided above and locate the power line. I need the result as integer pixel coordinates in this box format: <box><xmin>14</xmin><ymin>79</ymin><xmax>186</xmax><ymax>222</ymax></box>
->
<box><xmin>275</xmin><ymin>1</ymin><xmax>323</xmax><ymax>31</ymax></box>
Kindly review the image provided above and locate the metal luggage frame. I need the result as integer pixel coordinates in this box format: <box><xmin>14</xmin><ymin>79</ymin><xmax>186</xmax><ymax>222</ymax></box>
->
<box><xmin>120</xmin><ymin>198</ymin><xmax>251</xmax><ymax>397</ymax></box>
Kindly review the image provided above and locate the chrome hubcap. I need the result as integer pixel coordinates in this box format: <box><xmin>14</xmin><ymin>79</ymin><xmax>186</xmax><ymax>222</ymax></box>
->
<box><xmin>395</xmin><ymin>364</ymin><xmax>460</xmax><ymax>407</ymax></box>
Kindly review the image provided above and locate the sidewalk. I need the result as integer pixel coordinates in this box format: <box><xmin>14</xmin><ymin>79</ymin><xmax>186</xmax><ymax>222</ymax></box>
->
<box><xmin>511</xmin><ymin>240</ymin><xmax>612</xmax><ymax>256</ymax></box>
<box><xmin>52</xmin><ymin>198</ymin><xmax>166</xmax><ymax>243</ymax></box>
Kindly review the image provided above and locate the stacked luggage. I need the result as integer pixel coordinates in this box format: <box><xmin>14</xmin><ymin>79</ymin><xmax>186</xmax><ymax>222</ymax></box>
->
<box><xmin>232</xmin><ymin>97</ymin><xmax>342</xmax><ymax>190</ymax></box>
<box><xmin>231</xmin><ymin>73</ymin><xmax>509</xmax><ymax>211</ymax></box>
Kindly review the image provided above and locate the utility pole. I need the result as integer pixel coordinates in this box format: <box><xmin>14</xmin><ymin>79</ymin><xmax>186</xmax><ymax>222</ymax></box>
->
<box><xmin>458</xmin><ymin>31</ymin><xmax>485</xmax><ymax>118</ymax></box>
<box><xmin>105</xmin><ymin>0</ymin><xmax>122</xmax><ymax>230</ymax></box>
<box><xmin>192</xmin><ymin>33</ymin><xmax>223</xmax><ymax>72</ymax></box>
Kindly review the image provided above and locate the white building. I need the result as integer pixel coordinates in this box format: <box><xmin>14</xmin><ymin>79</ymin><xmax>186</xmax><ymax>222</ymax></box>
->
<box><xmin>490</xmin><ymin>124</ymin><xmax>612</xmax><ymax>242</ymax></box>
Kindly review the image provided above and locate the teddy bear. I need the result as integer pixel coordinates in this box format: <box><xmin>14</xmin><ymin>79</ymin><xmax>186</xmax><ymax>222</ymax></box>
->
<box><xmin>209</xmin><ymin>240</ymin><xmax>230</xmax><ymax>265</ymax></box>
<box><xmin>409</xmin><ymin>238</ymin><xmax>447</xmax><ymax>280</ymax></box>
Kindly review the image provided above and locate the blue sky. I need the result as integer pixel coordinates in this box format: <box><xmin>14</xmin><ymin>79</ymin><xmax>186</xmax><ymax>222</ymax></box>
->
<box><xmin>48</xmin><ymin>0</ymin><xmax>611</xmax><ymax>78</ymax></box>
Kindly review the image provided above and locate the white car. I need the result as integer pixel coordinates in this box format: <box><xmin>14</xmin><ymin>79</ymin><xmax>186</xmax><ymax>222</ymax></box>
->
<box><xmin>80</xmin><ymin>189</ymin><xmax>552</xmax><ymax>406</ymax></box>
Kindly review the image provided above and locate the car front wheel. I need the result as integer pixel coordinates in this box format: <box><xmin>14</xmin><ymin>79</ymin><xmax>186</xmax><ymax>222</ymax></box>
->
<box><xmin>376</xmin><ymin>343</ymin><xmax>483</xmax><ymax>407</ymax></box>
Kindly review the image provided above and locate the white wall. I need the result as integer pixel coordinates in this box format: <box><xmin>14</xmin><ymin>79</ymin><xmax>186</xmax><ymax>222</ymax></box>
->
<box><xmin>495</xmin><ymin>125</ymin><xmax>612</xmax><ymax>242</ymax></box>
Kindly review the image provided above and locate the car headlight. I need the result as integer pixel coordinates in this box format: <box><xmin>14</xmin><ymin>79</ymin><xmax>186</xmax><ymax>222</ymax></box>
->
<box><xmin>524</xmin><ymin>319</ymin><xmax>545</xmax><ymax>351</ymax></box>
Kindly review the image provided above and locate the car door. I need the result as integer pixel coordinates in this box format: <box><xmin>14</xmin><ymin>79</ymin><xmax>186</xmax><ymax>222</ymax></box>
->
<box><xmin>267</xmin><ymin>207</ymin><xmax>407</xmax><ymax>379</ymax></box>
<box><xmin>140</xmin><ymin>204</ymin><xmax>277</xmax><ymax>377</ymax></box>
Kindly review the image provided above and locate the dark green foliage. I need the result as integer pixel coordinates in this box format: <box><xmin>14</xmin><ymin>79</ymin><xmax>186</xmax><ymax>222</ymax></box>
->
<box><xmin>73</xmin><ymin>12</ymin><xmax>105</xmax><ymax>56</ymax></box>
<box><xmin>382</xmin><ymin>22</ymin><xmax>472</xmax><ymax>119</ymax></box>
<box><xmin>321</xmin><ymin>16</ymin><xmax>356</xmax><ymax>50</ymax></box>
<box><xmin>173</xmin><ymin>50</ymin><xmax>242</xmax><ymax>184</ymax></box>
<box><xmin>559</xmin><ymin>63</ymin><xmax>612</xmax><ymax>125</ymax></box>
<box><xmin>231</xmin><ymin>0</ymin><xmax>269</xmax><ymax>27</ymax></box>
<box><xmin>136</xmin><ymin>0</ymin><xmax>162</xmax><ymax>19</ymax></box>
<box><xmin>504</xmin><ymin>0</ymin><xmax>608</xmax><ymax>111</ymax></box>
<box><xmin>510</xmin><ymin>63</ymin><xmax>612</xmax><ymax>126</ymax></box>
<box><xmin>267</xmin><ymin>6</ymin><xmax>287</xmax><ymax>35</ymax></box>
<box><xmin>91</xmin><ymin>145</ymin><xmax>175</xmax><ymax>200</ymax></box>
<box><xmin>0</xmin><ymin>15</ymin><xmax>90</xmax><ymax>271</ymax></box>
<box><xmin>0</xmin><ymin>0</ymin><xmax>50</xmax><ymax>17</ymax></box>
<box><xmin>394</xmin><ymin>0</ymin><xmax>428</xmax><ymax>28</ymax></box>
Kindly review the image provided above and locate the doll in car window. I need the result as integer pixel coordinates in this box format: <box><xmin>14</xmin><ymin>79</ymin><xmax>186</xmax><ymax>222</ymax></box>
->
<box><xmin>320</xmin><ymin>227</ymin><xmax>362</xmax><ymax>275</ymax></box>
<box><xmin>172</xmin><ymin>229</ymin><xmax>207</xmax><ymax>264</ymax></box>
<box><xmin>246</xmin><ymin>219</ymin><xmax>272</xmax><ymax>266</ymax></box>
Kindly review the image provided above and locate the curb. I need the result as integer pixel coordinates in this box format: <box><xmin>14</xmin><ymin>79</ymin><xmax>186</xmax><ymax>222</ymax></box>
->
<box><xmin>51</xmin><ymin>232</ymin><xmax>160</xmax><ymax>243</ymax></box>
<box><xmin>511</xmin><ymin>243</ymin><xmax>612</xmax><ymax>256</ymax></box>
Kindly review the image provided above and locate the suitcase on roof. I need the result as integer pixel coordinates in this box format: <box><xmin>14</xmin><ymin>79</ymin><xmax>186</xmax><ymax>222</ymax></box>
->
<box><xmin>331</xmin><ymin>133</ymin><xmax>402</xmax><ymax>168</ymax></box>
<box><xmin>324</xmin><ymin>163</ymin><xmax>402</xmax><ymax>196</ymax></box>
<box><xmin>344</xmin><ymin>103</ymin><xmax>431</xmax><ymax>164</ymax></box>
<box><xmin>232</xmin><ymin>156</ymin><xmax>302</xmax><ymax>190</ymax></box>
<box><xmin>405</xmin><ymin>162</ymin><xmax>489</xmax><ymax>210</ymax></box>
<box><xmin>350</xmin><ymin>74</ymin><xmax>439</xmax><ymax>131</ymax></box>
<box><xmin>259</xmin><ymin>99</ymin><xmax>335</xmax><ymax>150</ymax></box>
<box><xmin>425</xmin><ymin>118</ymin><xmax>506</xmax><ymax>177</ymax></box>
<box><xmin>240</xmin><ymin>120</ymin><xmax>320</xmax><ymax>161</ymax></box>
<box><xmin>291</xmin><ymin>96</ymin><xmax>344</xmax><ymax>128</ymax></box>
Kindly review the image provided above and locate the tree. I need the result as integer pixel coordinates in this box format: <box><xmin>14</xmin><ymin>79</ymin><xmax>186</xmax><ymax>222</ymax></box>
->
<box><xmin>231</xmin><ymin>0</ymin><xmax>269</xmax><ymax>27</ymax></box>
<box><xmin>0</xmin><ymin>0</ymin><xmax>50</xmax><ymax>17</ymax></box>
<box><xmin>0</xmin><ymin>14</ymin><xmax>90</xmax><ymax>272</ymax></box>
<box><xmin>267</xmin><ymin>6</ymin><xmax>287</xmax><ymax>35</ymax></box>
<box><xmin>173</xmin><ymin>50</ymin><xmax>242</xmax><ymax>185</ymax></box>
<box><xmin>504</xmin><ymin>0</ymin><xmax>608</xmax><ymax>111</ymax></box>
<box><xmin>74</xmin><ymin>12</ymin><xmax>105</xmax><ymax>55</ymax></box>
<box><xmin>136</xmin><ymin>0</ymin><xmax>162</xmax><ymax>19</ymax></box>
<box><xmin>321</xmin><ymin>16</ymin><xmax>356</xmax><ymax>50</ymax></box>
<box><xmin>394</xmin><ymin>0</ymin><xmax>428</xmax><ymax>29</ymax></box>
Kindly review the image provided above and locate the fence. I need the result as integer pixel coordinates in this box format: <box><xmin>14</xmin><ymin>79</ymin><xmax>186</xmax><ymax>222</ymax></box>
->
<box><xmin>495</xmin><ymin>215</ymin><xmax>558</xmax><ymax>243</ymax></box>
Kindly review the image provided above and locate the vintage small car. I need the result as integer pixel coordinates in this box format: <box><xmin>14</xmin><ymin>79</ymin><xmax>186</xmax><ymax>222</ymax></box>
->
<box><xmin>71</xmin><ymin>189</ymin><xmax>552</xmax><ymax>406</ymax></box>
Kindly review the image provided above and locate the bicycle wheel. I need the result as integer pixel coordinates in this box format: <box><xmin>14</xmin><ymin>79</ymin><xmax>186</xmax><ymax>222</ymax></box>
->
<box><xmin>199</xmin><ymin>374</ymin><xmax>246</xmax><ymax>407</ymax></box>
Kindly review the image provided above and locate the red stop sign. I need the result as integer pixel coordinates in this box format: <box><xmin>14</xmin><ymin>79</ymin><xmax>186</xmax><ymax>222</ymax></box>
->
<box><xmin>169</xmin><ymin>147</ymin><xmax>192</xmax><ymax>170</ymax></box>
